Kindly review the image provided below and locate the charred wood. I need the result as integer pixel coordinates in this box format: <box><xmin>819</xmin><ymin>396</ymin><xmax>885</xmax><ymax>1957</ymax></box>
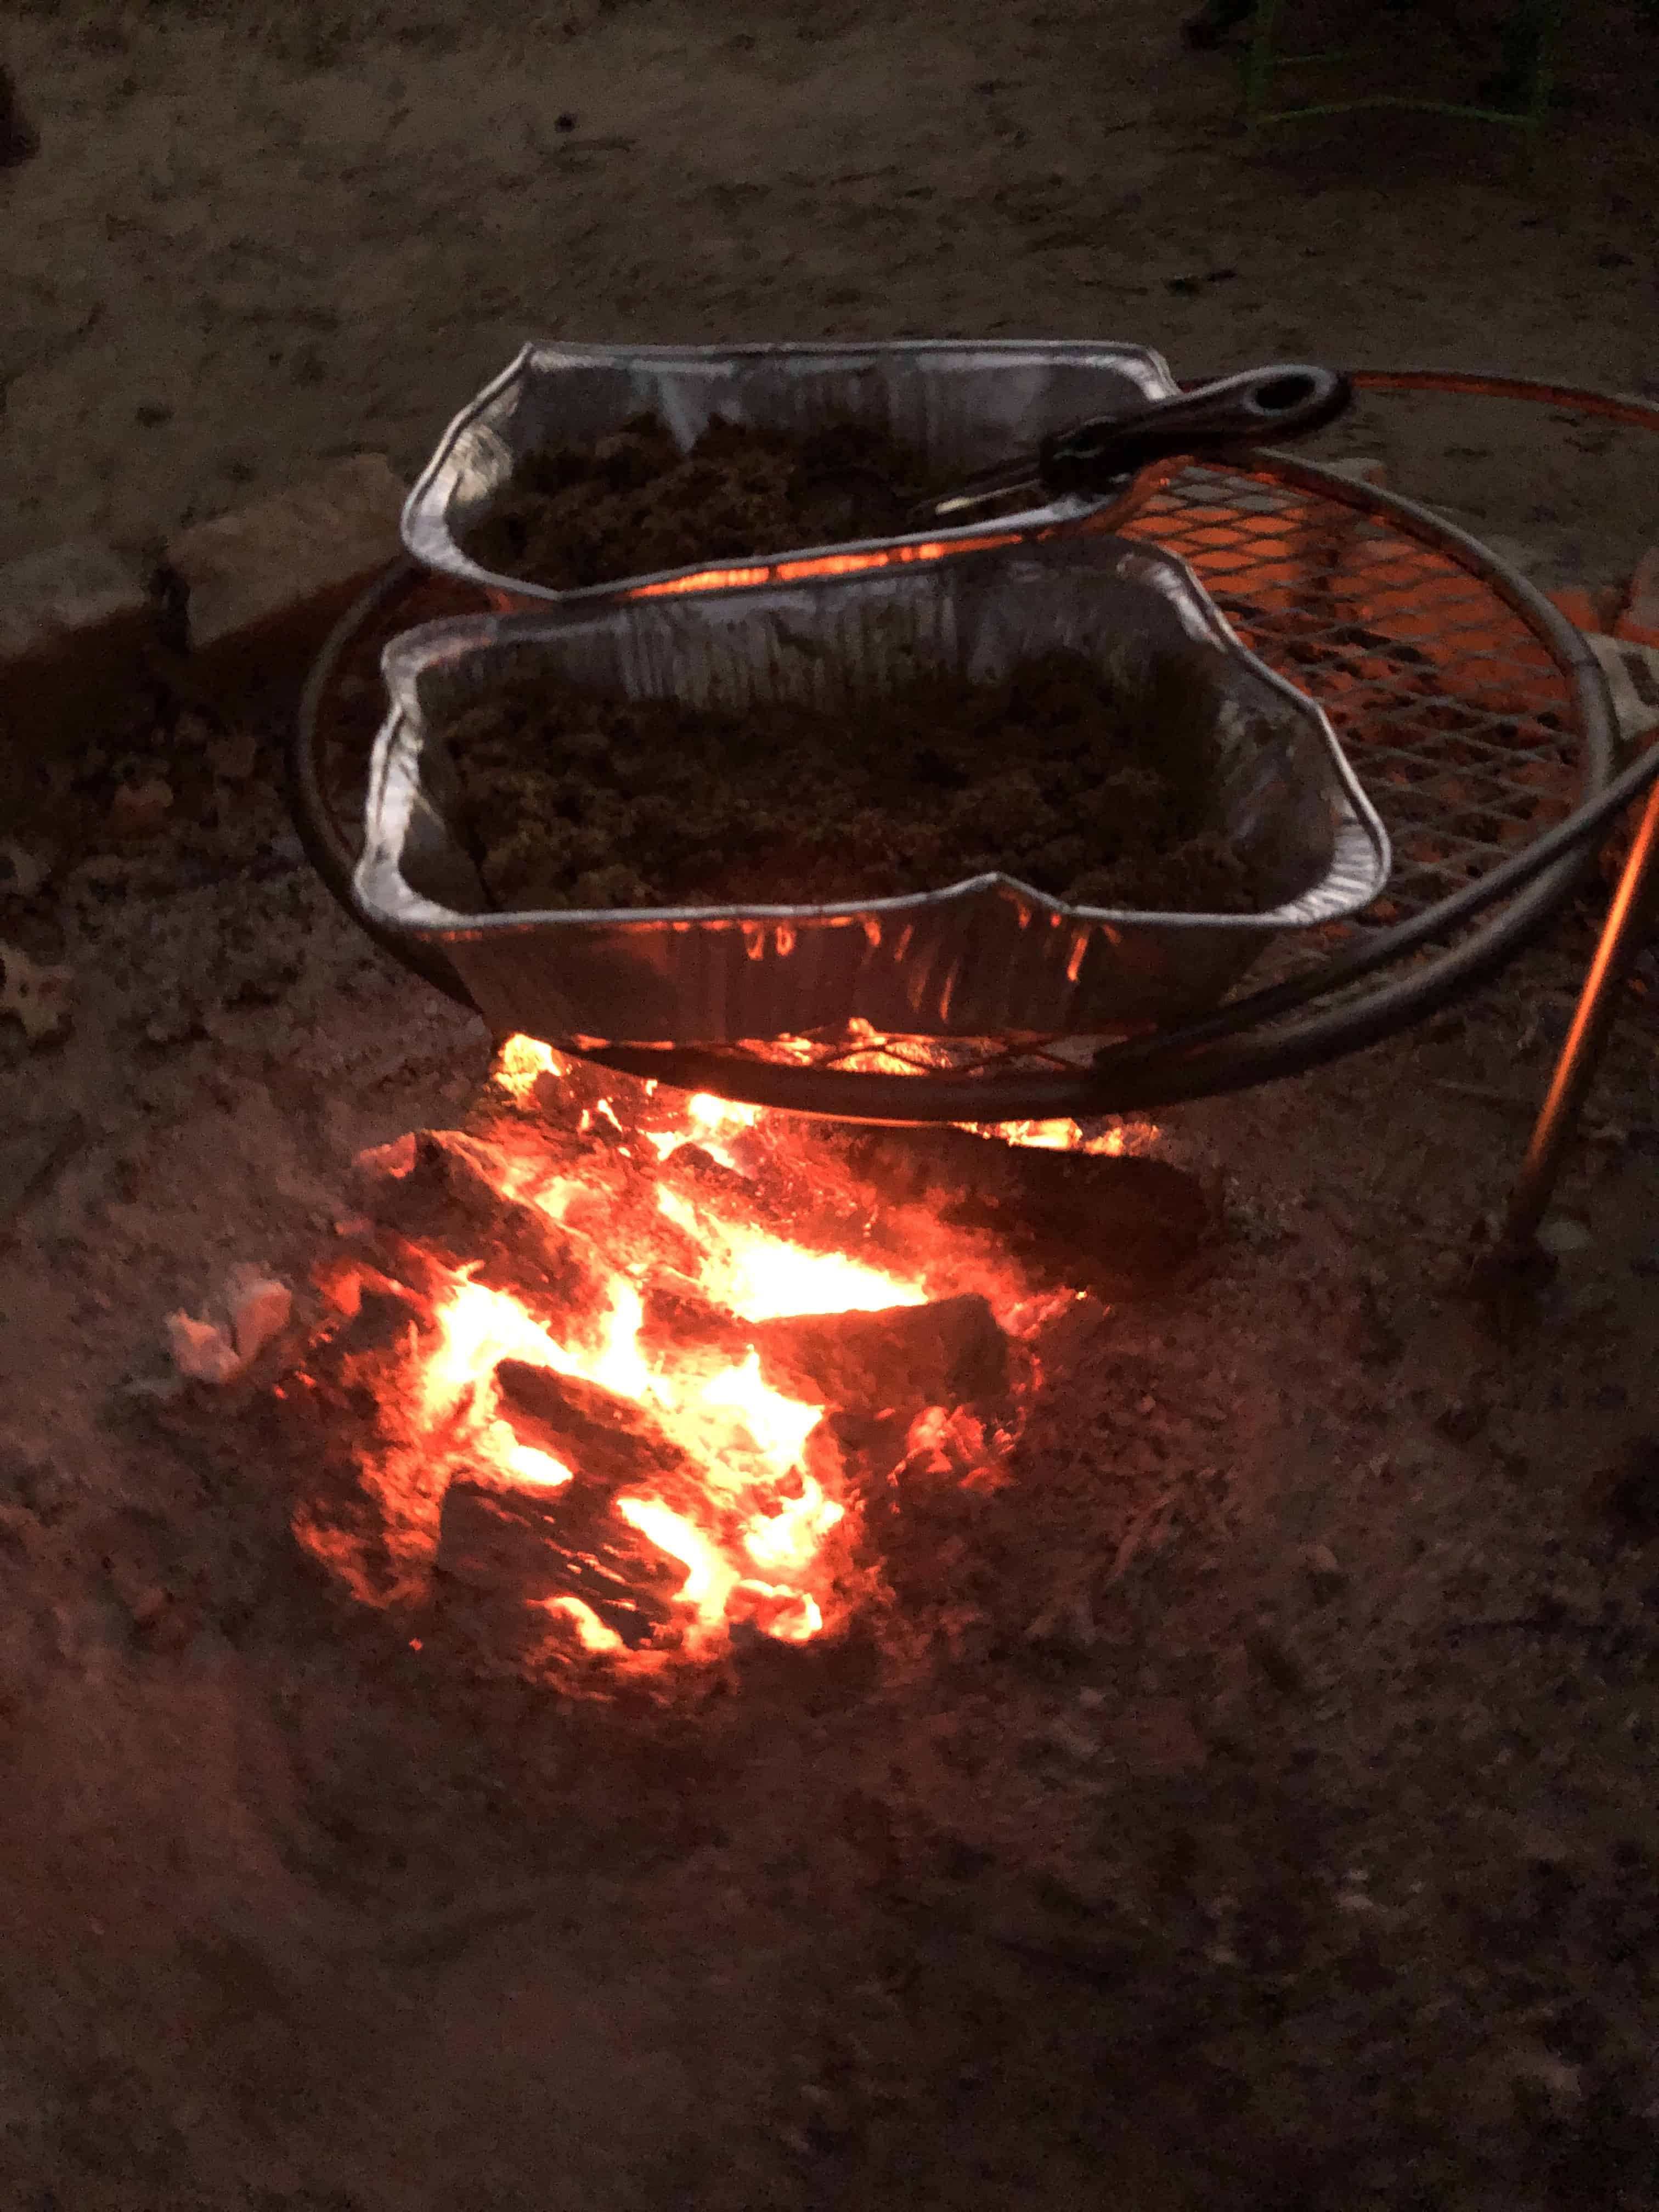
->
<box><xmin>751</xmin><ymin>1293</ymin><xmax>1007</xmax><ymax>1419</ymax></box>
<box><xmin>637</xmin><ymin>1273</ymin><xmax>748</xmax><ymax>1364</ymax></box>
<box><xmin>494</xmin><ymin>1359</ymin><xmax>698</xmax><ymax>1496</ymax></box>
<box><xmin>437</xmin><ymin>1474</ymin><xmax>681</xmax><ymax>1648</ymax></box>
<box><xmin>357</xmin><ymin>1129</ymin><xmax>611</xmax><ymax>1318</ymax></box>
<box><xmin>844</xmin><ymin>1130</ymin><xmax>1210</xmax><ymax>1299</ymax></box>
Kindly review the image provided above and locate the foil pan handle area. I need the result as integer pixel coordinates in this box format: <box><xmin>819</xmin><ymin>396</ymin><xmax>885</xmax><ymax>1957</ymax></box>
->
<box><xmin>401</xmin><ymin>338</ymin><xmax>1188</xmax><ymax>612</ymax></box>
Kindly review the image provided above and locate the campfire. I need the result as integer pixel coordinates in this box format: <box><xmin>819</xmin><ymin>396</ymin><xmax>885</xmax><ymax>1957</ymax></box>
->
<box><xmin>280</xmin><ymin>1036</ymin><xmax>1169</xmax><ymax>1682</ymax></box>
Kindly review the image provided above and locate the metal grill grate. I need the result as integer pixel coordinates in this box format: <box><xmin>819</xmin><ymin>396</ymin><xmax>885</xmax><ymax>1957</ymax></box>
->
<box><xmin>1121</xmin><ymin>462</ymin><xmax>1582</xmax><ymax>942</ymax></box>
<box><xmin>301</xmin><ymin>452</ymin><xmax>1609</xmax><ymax>1110</ymax></box>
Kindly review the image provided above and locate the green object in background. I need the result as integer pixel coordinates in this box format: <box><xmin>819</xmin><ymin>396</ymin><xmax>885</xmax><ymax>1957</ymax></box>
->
<box><xmin>1233</xmin><ymin>0</ymin><xmax>1567</xmax><ymax>136</ymax></box>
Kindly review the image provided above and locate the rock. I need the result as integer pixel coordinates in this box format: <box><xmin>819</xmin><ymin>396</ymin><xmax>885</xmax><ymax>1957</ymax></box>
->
<box><xmin>166</xmin><ymin>1311</ymin><xmax>244</xmax><ymax>1386</ymax></box>
<box><xmin>1536</xmin><ymin>1215</ymin><xmax>1593</xmax><ymax>1256</ymax></box>
<box><xmin>127</xmin><ymin>1584</ymin><xmax>170</xmax><ymax>1632</ymax></box>
<box><xmin>0</xmin><ymin>941</ymin><xmax>74</xmax><ymax>1045</ymax></box>
<box><xmin>0</xmin><ymin>840</ymin><xmax>46</xmax><ymax>898</ymax></box>
<box><xmin>1304</xmin><ymin>1542</ymin><xmax>1347</xmax><ymax>1602</ymax></box>
<box><xmin>1547</xmin><ymin>584</ymin><xmax>1621</xmax><ymax>635</ymax></box>
<box><xmin>1024</xmin><ymin>1586</ymin><xmax>1098</xmax><ymax>1658</ymax></box>
<box><xmin>1043</xmin><ymin>1714</ymin><xmax>1099</xmax><ymax>1763</ymax></box>
<box><xmin>162</xmin><ymin>454</ymin><xmax>407</xmax><ymax>702</ymax></box>
<box><xmin>1323</xmin><ymin>455</ymin><xmax>1390</xmax><ymax>489</ymax></box>
<box><xmin>1471</xmin><ymin>2040</ymin><xmax>1584</xmax><ymax>2128</ymax></box>
<box><xmin>166</xmin><ymin>1263</ymin><xmax>293</xmax><ymax>1383</ymax></box>
<box><xmin>106</xmin><ymin>776</ymin><xmax>174</xmax><ymax>840</ymax></box>
<box><xmin>225</xmin><ymin>1265</ymin><xmax>292</xmax><ymax>1363</ymax></box>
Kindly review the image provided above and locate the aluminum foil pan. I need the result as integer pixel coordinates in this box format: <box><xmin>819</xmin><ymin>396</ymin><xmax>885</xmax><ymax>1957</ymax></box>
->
<box><xmin>354</xmin><ymin>535</ymin><xmax>1391</xmax><ymax>1048</ymax></box>
<box><xmin>401</xmin><ymin>339</ymin><xmax>1186</xmax><ymax>610</ymax></box>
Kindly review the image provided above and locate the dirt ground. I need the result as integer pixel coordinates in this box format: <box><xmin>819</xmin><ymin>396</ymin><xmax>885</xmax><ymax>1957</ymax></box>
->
<box><xmin>4</xmin><ymin>3</ymin><xmax>1659</xmax><ymax>2209</ymax></box>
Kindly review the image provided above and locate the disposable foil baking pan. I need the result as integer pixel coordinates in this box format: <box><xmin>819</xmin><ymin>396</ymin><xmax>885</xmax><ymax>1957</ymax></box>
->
<box><xmin>401</xmin><ymin>339</ymin><xmax>1187</xmax><ymax>610</ymax></box>
<box><xmin>354</xmin><ymin>535</ymin><xmax>1391</xmax><ymax>1048</ymax></box>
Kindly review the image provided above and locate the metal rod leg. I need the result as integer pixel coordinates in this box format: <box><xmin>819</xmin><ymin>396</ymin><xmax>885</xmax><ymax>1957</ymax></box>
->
<box><xmin>1500</xmin><ymin>765</ymin><xmax>1659</xmax><ymax>1258</ymax></box>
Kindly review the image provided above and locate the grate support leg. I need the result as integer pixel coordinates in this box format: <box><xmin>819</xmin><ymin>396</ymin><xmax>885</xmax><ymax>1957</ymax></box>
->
<box><xmin>1498</xmin><ymin>765</ymin><xmax>1659</xmax><ymax>1261</ymax></box>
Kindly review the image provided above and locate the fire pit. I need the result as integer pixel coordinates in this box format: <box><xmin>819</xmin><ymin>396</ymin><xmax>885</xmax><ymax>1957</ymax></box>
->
<box><xmin>274</xmin><ymin>382</ymin><xmax>1652</xmax><ymax>1687</ymax></box>
<box><xmin>280</xmin><ymin>1038</ymin><xmax>1181</xmax><ymax>1680</ymax></box>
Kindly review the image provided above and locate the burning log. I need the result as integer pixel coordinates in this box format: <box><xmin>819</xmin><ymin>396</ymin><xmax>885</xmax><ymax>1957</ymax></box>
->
<box><xmin>280</xmin><ymin>1279</ymin><xmax>448</xmax><ymax>1601</ymax></box>
<box><xmin>658</xmin><ymin>1141</ymin><xmax>758</xmax><ymax>1204</ymax></box>
<box><xmin>844</xmin><ymin>1129</ymin><xmax>1210</xmax><ymax>1299</ymax></box>
<box><xmin>289</xmin><ymin>1055</ymin><xmax>1089</xmax><ymax>1668</ymax></box>
<box><xmin>437</xmin><ymin>1473</ymin><xmax>683</xmax><ymax>1647</ymax></box>
<box><xmin>360</xmin><ymin>1127</ymin><xmax>552</xmax><ymax>1254</ymax></box>
<box><xmin>359</xmin><ymin>1129</ymin><xmax>611</xmax><ymax>1319</ymax></box>
<box><xmin>637</xmin><ymin>1272</ymin><xmax>748</xmax><ymax>1364</ymax></box>
<box><xmin>751</xmin><ymin>1293</ymin><xmax>1008</xmax><ymax>1420</ymax></box>
<box><xmin>494</xmin><ymin>1359</ymin><xmax>699</xmax><ymax>1496</ymax></box>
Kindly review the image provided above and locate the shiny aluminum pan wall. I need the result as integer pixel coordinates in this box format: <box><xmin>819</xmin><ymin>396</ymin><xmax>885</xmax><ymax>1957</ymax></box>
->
<box><xmin>401</xmin><ymin>339</ymin><xmax>1184</xmax><ymax>608</ymax></box>
<box><xmin>354</xmin><ymin>537</ymin><xmax>1390</xmax><ymax>1048</ymax></box>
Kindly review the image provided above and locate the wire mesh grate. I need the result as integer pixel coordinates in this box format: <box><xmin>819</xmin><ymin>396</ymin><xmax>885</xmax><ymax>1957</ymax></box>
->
<box><xmin>308</xmin><ymin>457</ymin><xmax>1599</xmax><ymax>1094</ymax></box>
<box><xmin>1119</xmin><ymin>463</ymin><xmax>1583</xmax><ymax>938</ymax></box>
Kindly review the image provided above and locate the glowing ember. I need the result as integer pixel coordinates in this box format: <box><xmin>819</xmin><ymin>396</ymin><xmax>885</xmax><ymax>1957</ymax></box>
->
<box><xmin>653</xmin><ymin>1182</ymin><xmax>928</xmax><ymax>1324</ymax></box>
<box><xmin>543</xmin><ymin>1594</ymin><xmax>625</xmax><ymax>1652</ymax></box>
<box><xmin>290</xmin><ymin>1031</ymin><xmax>1156</xmax><ymax>1679</ymax></box>
<box><xmin>494</xmin><ymin>1032</ymin><xmax>562</xmax><ymax>1101</ymax></box>
<box><xmin>415</xmin><ymin>1277</ymin><xmax>568</xmax><ymax>1428</ymax></box>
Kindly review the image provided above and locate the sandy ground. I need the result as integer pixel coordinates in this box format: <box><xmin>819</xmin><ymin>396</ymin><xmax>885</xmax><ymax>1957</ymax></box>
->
<box><xmin>3</xmin><ymin>3</ymin><xmax>1659</xmax><ymax>2209</ymax></box>
<box><xmin>2</xmin><ymin>0</ymin><xmax>1657</xmax><ymax>577</ymax></box>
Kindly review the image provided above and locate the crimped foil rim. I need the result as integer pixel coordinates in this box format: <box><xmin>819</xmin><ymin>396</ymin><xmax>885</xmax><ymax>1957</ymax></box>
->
<box><xmin>358</xmin><ymin>535</ymin><xmax>1389</xmax><ymax>944</ymax></box>
<box><xmin>400</xmin><ymin>337</ymin><xmax>1186</xmax><ymax>606</ymax></box>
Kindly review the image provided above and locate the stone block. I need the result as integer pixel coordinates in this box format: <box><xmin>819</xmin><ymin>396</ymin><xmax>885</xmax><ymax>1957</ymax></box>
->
<box><xmin>163</xmin><ymin>454</ymin><xmax>407</xmax><ymax>698</ymax></box>
<box><xmin>1547</xmin><ymin>585</ymin><xmax>1620</xmax><ymax>635</ymax></box>
<box><xmin>1613</xmin><ymin>545</ymin><xmax>1659</xmax><ymax>650</ymax></box>
<box><xmin>1321</xmin><ymin>455</ymin><xmax>1389</xmax><ymax>489</ymax></box>
<box><xmin>0</xmin><ymin>540</ymin><xmax>157</xmax><ymax>759</ymax></box>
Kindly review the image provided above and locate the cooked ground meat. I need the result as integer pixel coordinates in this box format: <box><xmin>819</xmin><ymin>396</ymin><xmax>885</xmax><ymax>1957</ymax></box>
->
<box><xmin>441</xmin><ymin>647</ymin><xmax>1260</xmax><ymax>916</ymax></box>
<box><xmin>460</xmin><ymin>412</ymin><xmax>934</xmax><ymax>589</ymax></box>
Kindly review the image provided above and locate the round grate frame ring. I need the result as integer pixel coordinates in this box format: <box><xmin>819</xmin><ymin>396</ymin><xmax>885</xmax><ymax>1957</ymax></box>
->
<box><xmin>291</xmin><ymin>373</ymin><xmax>1649</xmax><ymax>1122</ymax></box>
